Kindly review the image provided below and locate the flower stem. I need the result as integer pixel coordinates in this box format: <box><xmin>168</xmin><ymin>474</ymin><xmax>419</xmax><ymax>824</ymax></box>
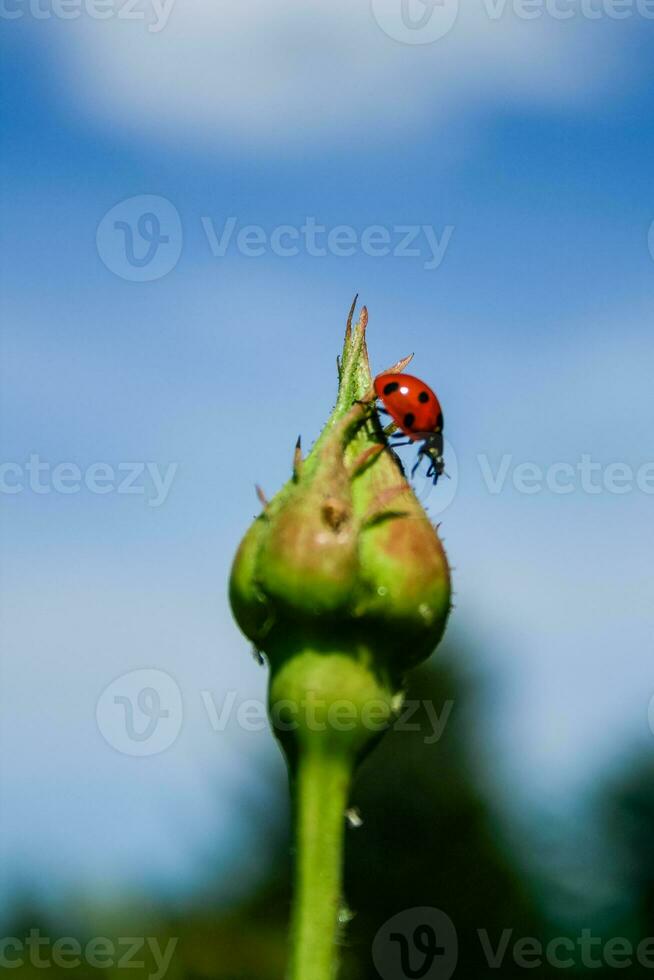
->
<box><xmin>288</xmin><ymin>743</ymin><xmax>352</xmax><ymax>980</ymax></box>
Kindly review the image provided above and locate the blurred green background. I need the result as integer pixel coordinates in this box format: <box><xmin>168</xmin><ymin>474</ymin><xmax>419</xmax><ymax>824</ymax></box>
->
<box><xmin>7</xmin><ymin>643</ymin><xmax>654</xmax><ymax>978</ymax></box>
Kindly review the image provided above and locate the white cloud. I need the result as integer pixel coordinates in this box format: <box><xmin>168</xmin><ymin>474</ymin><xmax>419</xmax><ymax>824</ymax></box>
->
<box><xmin>48</xmin><ymin>0</ymin><xmax>634</xmax><ymax>152</ymax></box>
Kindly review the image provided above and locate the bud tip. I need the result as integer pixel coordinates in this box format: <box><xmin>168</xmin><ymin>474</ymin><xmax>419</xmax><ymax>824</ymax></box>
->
<box><xmin>345</xmin><ymin>293</ymin><xmax>358</xmax><ymax>345</ymax></box>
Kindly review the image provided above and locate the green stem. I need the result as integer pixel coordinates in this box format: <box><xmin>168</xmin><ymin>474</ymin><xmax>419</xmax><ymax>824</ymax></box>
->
<box><xmin>288</xmin><ymin>743</ymin><xmax>352</xmax><ymax>980</ymax></box>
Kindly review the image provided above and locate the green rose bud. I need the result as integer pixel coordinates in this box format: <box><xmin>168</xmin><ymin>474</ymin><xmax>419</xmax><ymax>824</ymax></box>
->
<box><xmin>229</xmin><ymin>300</ymin><xmax>451</xmax><ymax>750</ymax></box>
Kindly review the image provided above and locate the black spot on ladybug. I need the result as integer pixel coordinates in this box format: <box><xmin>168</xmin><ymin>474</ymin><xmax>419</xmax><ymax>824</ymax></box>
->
<box><xmin>403</xmin><ymin>412</ymin><xmax>416</xmax><ymax>429</ymax></box>
<box><xmin>383</xmin><ymin>381</ymin><xmax>400</xmax><ymax>396</ymax></box>
<box><xmin>418</xmin><ymin>391</ymin><xmax>430</xmax><ymax>403</ymax></box>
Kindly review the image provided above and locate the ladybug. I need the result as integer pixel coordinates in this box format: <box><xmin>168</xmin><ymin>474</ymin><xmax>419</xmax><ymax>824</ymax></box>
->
<box><xmin>373</xmin><ymin>372</ymin><xmax>446</xmax><ymax>484</ymax></box>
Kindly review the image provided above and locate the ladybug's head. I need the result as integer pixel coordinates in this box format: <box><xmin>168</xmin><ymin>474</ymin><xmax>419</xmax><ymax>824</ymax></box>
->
<box><xmin>423</xmin><ymin>432</ymin><xmax>446</xmax><ymax>485</ymax></box>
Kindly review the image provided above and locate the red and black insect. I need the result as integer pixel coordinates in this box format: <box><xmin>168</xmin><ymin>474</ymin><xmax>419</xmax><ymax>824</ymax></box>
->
<box><xmin>373</xmin><ymin>372</ymin><xmax>446</xmax><ymax>484</ymax></box>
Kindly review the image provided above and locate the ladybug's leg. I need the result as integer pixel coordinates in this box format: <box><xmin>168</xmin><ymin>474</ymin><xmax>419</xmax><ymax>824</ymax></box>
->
<box><xmin>411</xmin><ymin>449</ymin><xmax>426</xmax><ymax>478</ymax></box>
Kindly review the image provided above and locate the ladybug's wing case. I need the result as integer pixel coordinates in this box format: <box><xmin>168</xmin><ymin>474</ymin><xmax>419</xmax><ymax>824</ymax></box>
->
<box><xmin>374</xmin><ymin>373</ymin><xmax>442</xmax><ymax>435</ymax></box>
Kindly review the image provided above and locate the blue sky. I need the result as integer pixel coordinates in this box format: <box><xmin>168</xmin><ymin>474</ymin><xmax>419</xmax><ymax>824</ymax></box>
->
<box><xmin>2</xmin><ymin>3</ymin><xmax>654</xmax><ymax>916</ymax></box>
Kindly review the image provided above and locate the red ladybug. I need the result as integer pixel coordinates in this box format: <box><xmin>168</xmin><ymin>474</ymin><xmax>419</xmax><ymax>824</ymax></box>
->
<box><xmin>373</xmin><ymin>372</ymin><xmax>445</xmax><ymax>484</ymax></box>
